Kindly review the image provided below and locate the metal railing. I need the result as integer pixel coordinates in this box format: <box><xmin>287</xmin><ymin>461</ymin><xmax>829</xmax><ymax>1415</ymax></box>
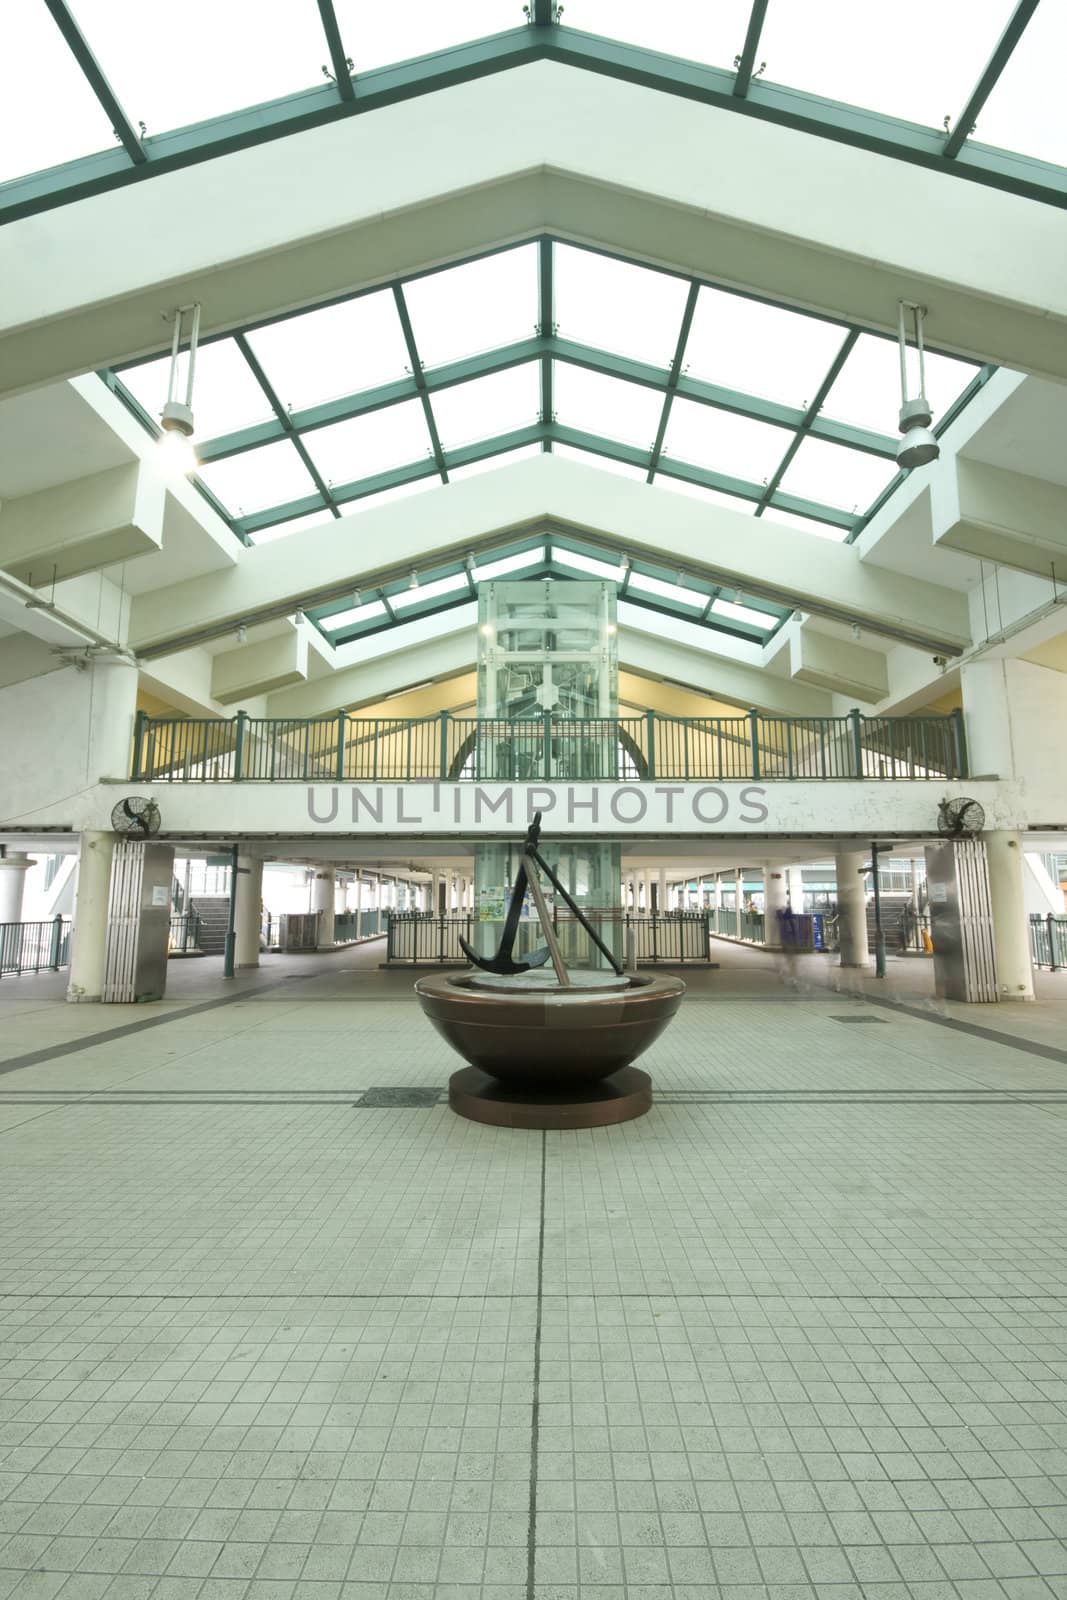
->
<box><xmin>387</xmin><ymin>913</ymin><xmax>474</xmax><ymax>963</ymax></box>
<box><xmin>1030</xmin><ymin>913</ymin><xmax>1067</xmax><ymax>971</ymax></box>
<box><xmin>168</xmin><ymin>911</ymin><xmax>200</xmax><ymax>953</ymax></box>
<box><xmin>385</xmin><ymin>909</ymin><xmax>711</xmax><ymax>964</ymax></box>
<box><xmin>0</xmin><ymin>917</ymin><xmax>71</xmax><ymax>977</ymax></box>
<box><xmin>132</xmin><ymin>706</ymin><xmax>968</xmax><ymax>783</ymax></box>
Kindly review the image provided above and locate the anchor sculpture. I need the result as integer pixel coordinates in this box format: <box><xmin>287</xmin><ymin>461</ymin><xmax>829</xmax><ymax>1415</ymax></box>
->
<box><xmin>415</xmin><ymin>814</ymin><xmax>685</xmax><ymax>1128</ymax></box>
<box><xmin>458</xmin><ymin>812</ymin><xmax>623</xmax><ymax>981</ymax></box>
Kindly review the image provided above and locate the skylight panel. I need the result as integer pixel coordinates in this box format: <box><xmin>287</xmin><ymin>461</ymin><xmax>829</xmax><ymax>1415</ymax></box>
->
<box><xmin>446</xmin><ymin>444</ymin><xmax>543</xmax><ymax>480</ymax></box>
<box><xmin>431</xmin><ymin>367</ymin><xmax>539</xmax><ymax>451</ymax></box>
<box><xmin>756</xmin><ymin>1</ymin><xmax>1016</xmax><ymax>131</ymax></box>
<box><xmin>552</xmin><ymin>549</ymin><xmax>627</xmax><ymax>581</ymax></box>
<box><xmin>654</xmin><ymin>477</ymin><xmax>756</xmax><ymax>513</ymax></box>
<box><xmin>322</xmin><ymin>598</ymin><xmax>388</xmax><ymax>631</ymax></box>
<box><xmin>339</xmin><ymin>478</ymin><xmax>439</xmax><ymax>514</ymax></box>
<box><xmin>683</xmin><ymin>288</ymin><xmax>848</xmax><ymax>409</ymax></box>
<box><xmin>711</xmin><ymin>598</ymin><xmax>776</xmax><ymax>630</ymax></box>
<box><xmin>662</xmin><ymin>398</ymin><xmax>789</xmax><ymax>484</ymax></box>
<box><xmin>305</xmin><ymin>400</ymin><xmax>433</xmax><ymax>487</ymax></box>
<box><xmin>394</xmin><ymin>574</ymin><xmax>469</xmax><ymax>611</ymax></box>
<box><xmin>553</xmin><ymin>246</ymin><xmax>690</xmax><ymax>368</ymax></box>
<box><xmin>251</xmin><ymin>512</ymin><xmax>337</xmax><ymax>546</ymax></box>
<box><xmin>551</xmin><ymin>445</ymin><xmax>648</xmax><ymax>481</ymax></box>
<box><xmin>759</xmin><ymin>506</ymin><xmax>849</xmax><ymax>541</ymax></box>
<box><xmin>0</xmin><ymin>5</ymin><xmax>117</xmax><ymax>183</ymax></box>
<box><xmin>120</xmin><ymin>339</ymin><xmax>273</xmax><ymax>442</ymax></box>
<box><xmin>560</xmin><ymin>0</ymin><xmax>753</xmax><ymax>69</ymax></box>
<box><xmin>334</xmin><ymin>0</ymin><xmax>516</xmax><ymax>73</ymax></box>
<box><xmin>403</xmin><ymin>246</ymin><xmax>537</xmax><ymax>370</ymax></box>
<box><xmin>245</xmin><ymin>290</ymin><xmax>410</xmax><ymax>413</ymax></box>
<box><xmin>475</xmin><ymin>548</ymin><xmax>546</xmax><ymax>580</ymax></box>
<box><xmin>553</xmin><ymin>367</ymin><xmax>662</xmax><ymax>451</ymax></box>
<box><xmin>628</xmin><ymin>573</ymin><xmax>703</xmax><ymax>610</ymax></box>
<box><xmin>965</xmin><ymin>4</ymin><xmax>1067</xmax><ymax>168</ymax></box>
<box><xmin>197</xmin><ymin>441</ymin><xmax>319</xmax><ymax>517</ymax></box>
<box><xmin>67</xmin><ymin>1</ymin><xmax>329</xmax><ymax>134</ymax></box>
<box><xmin>820</xmin><ymin>333</ymin><xmax>980</xmax><ymax>438</ymax></box>
<box><xmin>777</xmin><ymin>437</ymin><xmax>897</xmax><ymax>514</ymax></box>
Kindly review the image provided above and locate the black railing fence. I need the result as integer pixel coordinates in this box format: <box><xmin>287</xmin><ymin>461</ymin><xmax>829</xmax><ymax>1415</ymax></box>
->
<box><xmin>0</xmin><ymin>917</ymin><xmax>71</xmax><ymax>978</ymax></box>
<box><xmin>384</xmin><ymin>909</ymin><xmax>711</xmax><ymax>964</ymax></box>
<box><xmin>132</xmin><ymin>706</ymin><xmax>967</xmax><ymax>784</ymax></box>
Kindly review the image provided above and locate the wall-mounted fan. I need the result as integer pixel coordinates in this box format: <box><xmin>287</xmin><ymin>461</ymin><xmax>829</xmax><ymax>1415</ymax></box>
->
<box><xmin>110</xmin><ymin>796</ymin><xmax>161</xmax><ymax>837</ymax></box>
<box><xmin>937</xmin><ymin>796</ymin><xmax>985</xmax><ymax>837</ymax></box>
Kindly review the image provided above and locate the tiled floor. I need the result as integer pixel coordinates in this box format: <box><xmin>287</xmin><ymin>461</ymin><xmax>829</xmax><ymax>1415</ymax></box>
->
<box><xmin>0</xmin><ymin>944</ymin><xmax>1065</xmax><ymax>1599</ymax></box>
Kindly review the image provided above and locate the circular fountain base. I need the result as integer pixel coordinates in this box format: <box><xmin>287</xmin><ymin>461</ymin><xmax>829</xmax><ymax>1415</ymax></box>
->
<box><xmin>449</xmin><ymin>1063</ymin><xmax>652</xmax><ymax>1129</ymax></box>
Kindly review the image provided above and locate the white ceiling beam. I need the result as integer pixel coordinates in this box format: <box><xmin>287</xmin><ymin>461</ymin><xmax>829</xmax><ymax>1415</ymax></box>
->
<box><xmin>0</xmin><ymin>461</ymin><xmax>163</xmax><ymax>585</ymax></box>
<box><xmin>2</xmin><ymin>66</ymin><xmax>1065</xmax><ymax>394</ymax></box>
<box><xmin>129</xmin><ymin>456</ymin><xmax>972</xmax><ymax>657</ymax></box>
<box><xmin>933</xmin><ymin>458</ymin><xmax>1067</xmax><ymax>579</ymax></box>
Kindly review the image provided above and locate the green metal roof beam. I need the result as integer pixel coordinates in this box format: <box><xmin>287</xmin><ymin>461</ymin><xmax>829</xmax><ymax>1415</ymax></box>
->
<box><xmin>943</xmin><ymin>0</ymin><xmax>1040</xmax><ymax>160</ymax></box>
<box><xmin>732</xmin><ymin>0</ymin><xmax>768</xmax><ymax>99</ymax></box>
<box><xmin>233</xmin><ymin>333</ymin><xmax>340</xmax><ymax>517</ymax></box>
<box><xmin>315</xmin><ymin>0</ymin><xmax>356</xmax><ymax>103</ymax></box>
<box><xmin>754</xmin><ymin>328</ymin><xmax>860</xmax><ymax>516</ymax></box>
<box><xmin>392</xmin><ymin>282</ymin><xmax>448</xmax><ymax>482</ymax></box>
<box><xmin>42</xmin><ymin>0</ymin><xmax>147</xmax><ymax>165</ymax></box>
<box><xmin>3</xmin><ymin>25</ymin><xmax>1067</xmax><ymax>225</ymax></box>
<box><xmin>189</xmin><ymin>336</ymin><xmax>897</xmax><ymax>467</ymax></box>
<box><xmin>648</xmin><ymin>280</ymin><xmax>700</xmax><ymax>481</ymax></box>
<box><xmin>539</xmin><ymin>237</ymin><xmax>554</xmax><ymax>453</ymax></box>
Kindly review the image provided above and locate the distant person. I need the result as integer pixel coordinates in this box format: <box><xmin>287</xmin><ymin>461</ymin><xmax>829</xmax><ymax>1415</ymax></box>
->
<box><xmin>777</xmin><ymin>904</ymin><xmax>801</xmax><ymax>988</ymax></box>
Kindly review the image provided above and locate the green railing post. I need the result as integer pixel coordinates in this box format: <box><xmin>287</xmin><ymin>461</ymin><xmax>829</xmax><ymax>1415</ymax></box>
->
<box><xmin>950</xmin><ymin>706</ymin><xmax>967</xmax><ymax>778</ymax></box>
<box><xmin>849</xmin><ymin>707</ymin><xmax>864</xmax><ymax>778</ymax></box>
<box><xmin>131</xmin><ymin>709</ymin><xmax>147</xmax><ymax>779</ymax></box>
<box><xmin>49</xmin><ymin>914</ymin><xmax>63</xmax><ymax>971</ymax></box>
<box><xmin>336</xmin><ymin>710</ymin><xmax>346</xmax><ymax>781</ymax></box>
<box><xmin>439</xmin><ymin>710</ymin><xmax>450</xmax><ymax>779</ymax></box>
<box><xmin>643</xmin><ymin>710</ymin><xmax>656</xmax><ymax>781</ymax></box>
<box><xmin>748</xmin><ymin>709</ymin><xmax>760</xmax><ymax>780</ymax></box>
<box><xmin>543</xmin><ymin>711</ymin><xmax>553</xmax><ymax>780</ymax></box>
<box><xmin>234</xmin><ymin>710</ymin><xmax>247</xmax><ymax>781</ymax></box>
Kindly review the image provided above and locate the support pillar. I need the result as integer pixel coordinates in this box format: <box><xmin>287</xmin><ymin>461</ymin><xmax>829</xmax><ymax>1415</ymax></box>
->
<box><xmin>735</xmin><ymin>867</ymin><xmax>744</xmax><ymax>913</ymax></box>
<box><xmin>311</xmin><ymin>869</ymin><xmax>335</xmax><ymax>947</ymax></box>
<box><xmin>986</xmin><ymin>831</ymin><xmax>1035</xmax><ymax>1000</ymax></box>
<box><xmin>787</xmin><ymin>865</ymin><xmax>805</xmax><ymax>910</ymax></box>
<box><xmin>66</xmin><ymin>831</ymin><xmax>114</xmax><ymax>1003</ymax></box>
<box><xmin>762</xmin><ymin>864</ymin><xmax>787</xmax><ymax>946</ymax></box>
<box><xmin>835</xmin><ymin>849</ymin><xmax>870</xmax><ymax>969</ymax></box>
<box><xmin>657</xmin><ymin>869</ymin><xmax>668</xmax><ymax>915</ymax></box>
<box><xmin>235</xmin><ymin>855</ymin><xmax>263</xmax><ymax>969</ymax></box>
<box><xmin>0</xmin><ymin>852</ymin><xmax>35</xmax><ymax>923</ymax></box>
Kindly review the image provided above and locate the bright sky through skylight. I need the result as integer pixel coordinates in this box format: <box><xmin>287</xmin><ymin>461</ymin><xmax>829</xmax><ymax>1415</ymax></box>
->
<box><xmin>662</xmin><ymin>400</ymin><xmax>790</xmax><ymax>486</ymax></box>
<box><xmin>778</xmin><ymin>436</ymin><xmax>897</xmax><ymax>513</ymax></box>
<box><xmin>403</xmin><ymin>246</ymin><xmax>537</xmax><ymax>370</ymax></box>
<box><xmin>554</xmin><ymin>246</ymin><xmax>689</xmax><ymax>368</ymax></box>
<box><xmin>684</xmin><ymin>290</ymin><xmax>848</xmax><ymax>410</ymax></box>
<box><xmin>553</xmin><ymin>367</ymin><xmax>663</xmax><ymax>450</ymax></box>
<box><xmin>245</xmin><ymin>291</ymin><xmax>410</xmax><ymax>414</ymax></box>
<box><xmin>3</xmin><ymin>0</ymin><xmax>1064</xmax><ymax>195</ymax></box>
<box><xmin>431</xmin><ymin>367</ymin><xmax>539</xmax><ymax>451</ymax></box>
<box><xmin>198</xmin><ymin>440</ymin><xmax>316</xmax><ymax>516</ymax></box>
<box><xmin>822</xmin><ymin>334</ymin><xmax>980</xmax><ymax>438</ymax></box>
<box><xmin>121</xmin><ymin>340</ymin><xmax>274</xmax><ymax>441</ymax></box>
<box><xmin>306</xmin><ymin>400</ymin><xmax>432</xmax><ymax>487</ymax></box>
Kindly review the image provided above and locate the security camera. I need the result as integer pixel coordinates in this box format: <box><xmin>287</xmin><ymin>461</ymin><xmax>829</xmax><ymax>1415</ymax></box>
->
<box><xmin>932</xmin><ymin>655</ymin><xmax>948</xmax><ymax>669</ymax></box>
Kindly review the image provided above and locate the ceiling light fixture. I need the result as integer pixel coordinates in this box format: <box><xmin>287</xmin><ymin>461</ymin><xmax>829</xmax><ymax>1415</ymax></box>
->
<box><xmin>896</xmin><ymin>301</ymin><xmax>939</xmax><ymax>470</ymax></box>
<box><xmin>159</xmin><ymin>302</ymin><xmax>201</xmax><ymax>477</ymax></box>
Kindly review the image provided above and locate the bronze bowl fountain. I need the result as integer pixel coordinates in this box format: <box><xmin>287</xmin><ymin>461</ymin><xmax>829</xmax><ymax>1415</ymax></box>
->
<box><xmin>415</xmin><ymin>815</ymin><xmax>684</xmax><ymax>1128</ymax></box>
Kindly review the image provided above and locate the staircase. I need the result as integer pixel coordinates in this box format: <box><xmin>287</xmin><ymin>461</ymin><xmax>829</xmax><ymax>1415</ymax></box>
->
<box><xmin>865</xmin><ymin>893</ymin><xmax>912</xmax><ymax>951</ymax></box>
<box><xmin>188</xmin><ymin>896</ymin><xmax>230</xmax><ymax>955</ymax></box>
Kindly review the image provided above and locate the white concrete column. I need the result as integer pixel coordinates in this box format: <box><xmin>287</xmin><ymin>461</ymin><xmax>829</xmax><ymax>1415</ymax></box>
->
<box><xmin>762</xmin><ymin>864</ymin><xmax>787</xmax><ymax>946</ymax></box>
<box><xmin>0</xmin><ymin>853</ymin><xmax>35</xmax><ymax>923</ymax></box>
<box><xmin>235</xmin><ymin>855</ymin><xmax>263</xmax><ymax>969</ymax></box>
<box><xmin>835</xmin><ymin>849</ymin><xmax>870</xmax><ymax>968</ymax></box>
<box><xmin>66</xmin><ymin>831</ymin><xmax>114</xmax><ymax>1003</ymax></box>
<box><xmin>735</xmin><ymin>867</ymin><xmax>744</xmax><ymax>913</ymax></box>
<box><xmin>89</xmin><ymin>655</ymin><xmax>140</xmax><ymax>781</ymax></box>
<box><xmin>787</xmin><ymin>865</ymin><xmax>805</xmax><ymax>910</ymax></box>
<box><xmin>987</xmin><ymin>831</ymin><xmax>1035</xmax><ymax>1000</ymax></box>
<box><xmin>657</xmin><ymin>869</ymin><xmax>668</xmax><ymax>915</ymax></box>
<box><xmin>310</xmin><ymin>869</ymin><xmax>335</xmax><ymax>947</ymax></box>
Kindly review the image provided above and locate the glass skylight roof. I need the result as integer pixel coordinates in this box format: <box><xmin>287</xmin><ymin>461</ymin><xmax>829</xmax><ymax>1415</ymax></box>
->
<box><xmin>106</xmin><ymin>235</ymin><xmax>990</xmax><ymax>558</ymax></box>
<box><xmin>2</xmin><ymin>1</ymin><xmax>1064</xmax><ymax>218</ymax></box>
<box><xmin>307</xmin><ymin>531</ymin><xmax>790</xmax><ymax>650</ymax></box>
